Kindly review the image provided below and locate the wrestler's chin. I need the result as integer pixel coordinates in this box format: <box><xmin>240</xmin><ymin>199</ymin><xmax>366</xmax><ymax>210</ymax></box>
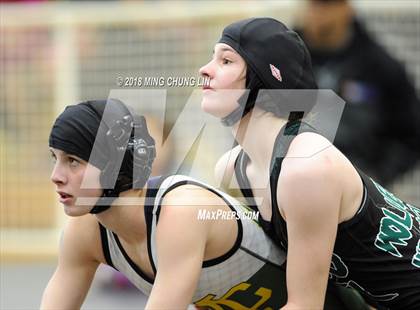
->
<box><xmin>201</xmin><ymin>98</ymin><xmax>231</xmax><ymax>119</ymax></box>
<box><xmin>62</xmin><ymin>202</ymin><xmax>92</xmax><ymax>217</ymax></box>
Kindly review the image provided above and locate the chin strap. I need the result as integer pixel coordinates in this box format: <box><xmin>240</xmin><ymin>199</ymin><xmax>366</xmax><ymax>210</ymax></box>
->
<box><xmin>89</xmin><ymin>189</ymin><xmax>119</xmax><ymax>214</ymax></box>
<box><xmin>89</xmin><ymin>201</ymin><xmax>112</xmax><ymax>214</ymax></box>
<box><xmin>220</xmin><ymin>101</ymin><xmax>248</xmax><ymax>126</ymax></box>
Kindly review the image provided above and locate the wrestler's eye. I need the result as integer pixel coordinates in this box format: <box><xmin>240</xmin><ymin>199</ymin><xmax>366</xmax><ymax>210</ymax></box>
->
<box><xmin>50</xmin><ymin>152</ymin><xmax>57</xmax><ymax>163</ymax></box>
<box><xmin>68</xmin><ymin>157</ymin><xmax>80</xmax><ymax>168</ymax></box>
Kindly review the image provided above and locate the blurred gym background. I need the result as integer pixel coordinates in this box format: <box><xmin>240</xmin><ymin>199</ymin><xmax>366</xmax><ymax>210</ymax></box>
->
<box><xmin>1</xmin><ymin>0</ymin><xmax>419</xmax><ymax>309</ymax></box>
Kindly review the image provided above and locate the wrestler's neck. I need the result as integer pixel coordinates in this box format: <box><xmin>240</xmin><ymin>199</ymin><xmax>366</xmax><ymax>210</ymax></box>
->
<box><xmin>95</xmin><ymin>187</ymin><xmax>147</xmax><ymax>245</ymax></box>
<box><xmin>232</xmin><ymin>107</ymin><xmax>287</xmax><ymax>172</ymax></box>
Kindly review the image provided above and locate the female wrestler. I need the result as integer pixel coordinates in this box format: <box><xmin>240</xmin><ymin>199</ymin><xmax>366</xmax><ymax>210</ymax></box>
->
<box><xmin>199</xmin><ymin>17</ymin><xmax>420</xmax><ymax>310</ymax></box>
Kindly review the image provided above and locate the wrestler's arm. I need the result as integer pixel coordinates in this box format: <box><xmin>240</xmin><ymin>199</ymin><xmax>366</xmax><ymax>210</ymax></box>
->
<box><xmin>145</xmin><ymin>186</ymin><xmax>212</xmax><ymax>309</ymax></box>
<box><xmin>40</xmin><ymin>216</ymin><xmax>101</xmax><ymax>310</ymax></box>
<box><xmin>279</xmin><ymin>144</ymin><xmax>342</xmax><ymax>309</ymax></box>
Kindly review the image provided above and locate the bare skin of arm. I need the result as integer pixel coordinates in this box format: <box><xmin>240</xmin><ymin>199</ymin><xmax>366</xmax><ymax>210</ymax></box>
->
<box><xmin>145</xmin><ymin>185</ymin><xmax>214</xmax><ymax>309</ymax></box>
<box><xmin>279</xmin><ymin>133</ymin><xmax>347</xmax><ymax>309</ymax></box>
<box><xmin>40</xmin><ymin>215</ymin><xmax>103</xmax><ymax>310</ymax></box>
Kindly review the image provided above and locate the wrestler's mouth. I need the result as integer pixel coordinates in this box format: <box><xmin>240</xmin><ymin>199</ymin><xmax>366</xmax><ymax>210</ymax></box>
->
<box><xmin>202</xmin><ymin>78</ymin><xmax>213</xmax><ymax>90</ymax></box>
<box><xmin>57</xmin><ymin>191</ymin><xmax>74</xmax><ymax>204</ymax></box>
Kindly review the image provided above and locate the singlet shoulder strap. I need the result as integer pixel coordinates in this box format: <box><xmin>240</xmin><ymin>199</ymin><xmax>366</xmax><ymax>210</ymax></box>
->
<box><xmin>269</xmin><ymin>120</ymin><xmax>318</xmax><ymax>175</ymax></box>
<box><xmin>98</xmin><ymin>222</ymin><xmax>115</xmax><ymax>269</ymax></box>
<box><xmin>144</xmin><ymin>175</ymin><xmax>167</xmax><ymax>275</ymax></box>
<box><xmin>234</xmin><ymin>150</ymin><xmax>258</xmax><ymax>211</ymax></box>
